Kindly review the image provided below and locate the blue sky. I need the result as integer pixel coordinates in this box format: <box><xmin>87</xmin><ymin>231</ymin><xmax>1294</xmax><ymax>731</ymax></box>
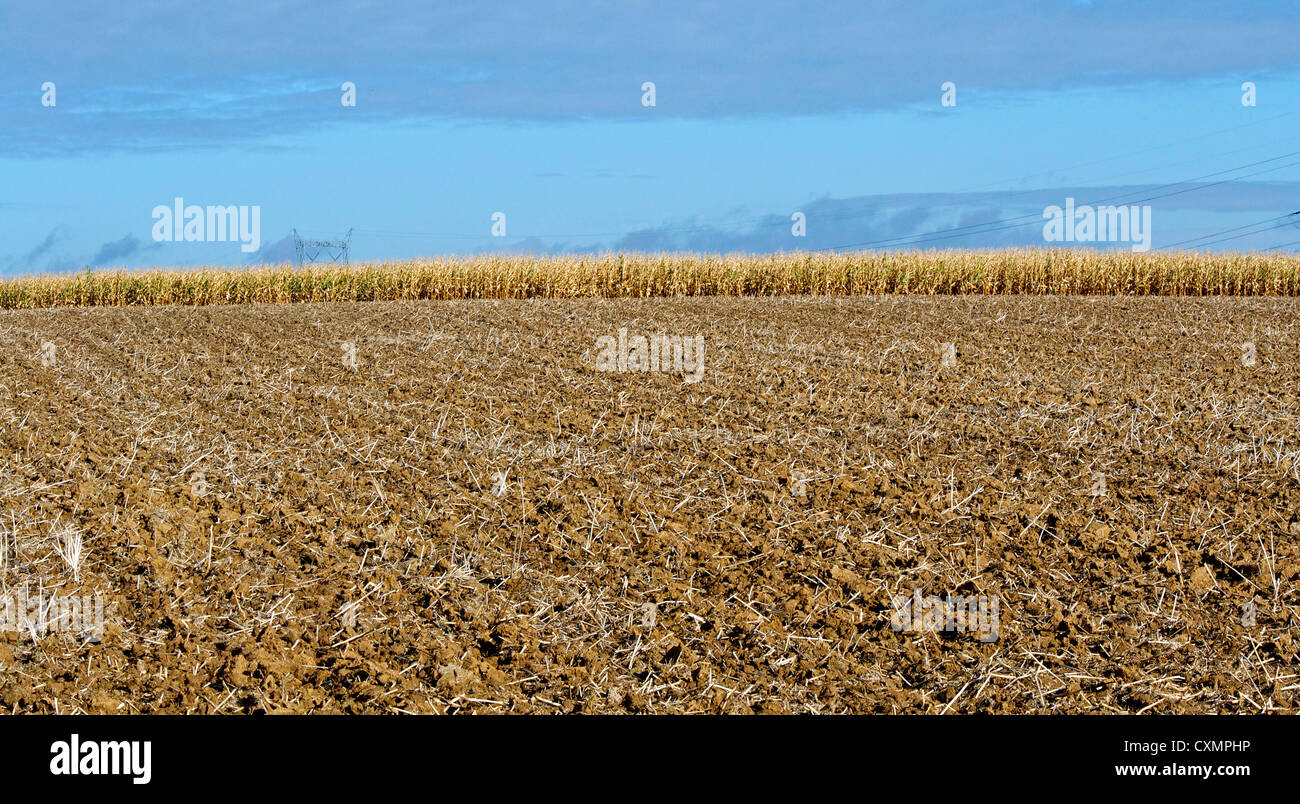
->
<box><xmin>3</xmin><ymin>0</ymin><xmax>1300</xmax><ymax>274</ymax></box>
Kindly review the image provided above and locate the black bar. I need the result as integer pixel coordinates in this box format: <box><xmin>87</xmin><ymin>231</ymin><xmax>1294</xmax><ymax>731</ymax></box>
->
<box><xmin>1</xmin><ymin>715</ymin><xmax>1284</xmax><ymax>791</ymax></box>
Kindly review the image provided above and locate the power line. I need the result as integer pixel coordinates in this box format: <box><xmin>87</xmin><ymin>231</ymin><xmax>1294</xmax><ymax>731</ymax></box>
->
<box><xmin>1163</xmin><ymin>212</ymin><xmax>1299</xmax><ymax>249</ymax></box>
<box><xmin>293</xmin><ymin>228</ymin><xmax>352</xmax><ymax>265</ymax></box>
<box><xmin>813</xmin><ymin>151</ymin><xmax>1300</xmax><ymax>252</ymax></box>
<box><xmin>290</xmin><ymin>123</ymin><xmax>1300</xmax><ymax>253</ymax></box>
<box><xmin>942</xmin><ymin>109</ymin><xmax>1300</xmax><ymax>197</ymax></box>
<box><xmin>292</xmin><ymin>116</ymin><xmax>1300</xmax><ymax>248</ymax></box>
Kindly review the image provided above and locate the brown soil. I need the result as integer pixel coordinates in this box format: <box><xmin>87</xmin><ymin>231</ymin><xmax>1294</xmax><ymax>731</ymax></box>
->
<box><xmin>1</xmin><ymin>296</ymin><xmax>1297</xmax><ymax>713</ymax></box>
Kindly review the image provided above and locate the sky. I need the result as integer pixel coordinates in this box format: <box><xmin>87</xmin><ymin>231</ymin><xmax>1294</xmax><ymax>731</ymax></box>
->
<box><xmin>3</xmin><ymin>0</ymin><xmax>1300</xmax><ymax>274</ymax></box>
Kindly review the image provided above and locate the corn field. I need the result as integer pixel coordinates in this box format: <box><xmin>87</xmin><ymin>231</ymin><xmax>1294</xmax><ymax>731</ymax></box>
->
<box><xmin>3</xmin><ymin>249</ymin><xmax>1300</xmax><ymax>308</ymax></box>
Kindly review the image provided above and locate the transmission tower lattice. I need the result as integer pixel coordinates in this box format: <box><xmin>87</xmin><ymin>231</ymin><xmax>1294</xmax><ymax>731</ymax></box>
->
<box><xmin>293</xmin><ymin>228</ymin><xmax>352</xmax><ymax>265</ymax></box>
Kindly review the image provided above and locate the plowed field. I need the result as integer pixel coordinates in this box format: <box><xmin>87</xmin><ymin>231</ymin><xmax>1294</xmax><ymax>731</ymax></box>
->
<box><xmin>1</xmin><ymin>296</ymin><xmax>1297</xmax><ymax>713</ymax></box>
